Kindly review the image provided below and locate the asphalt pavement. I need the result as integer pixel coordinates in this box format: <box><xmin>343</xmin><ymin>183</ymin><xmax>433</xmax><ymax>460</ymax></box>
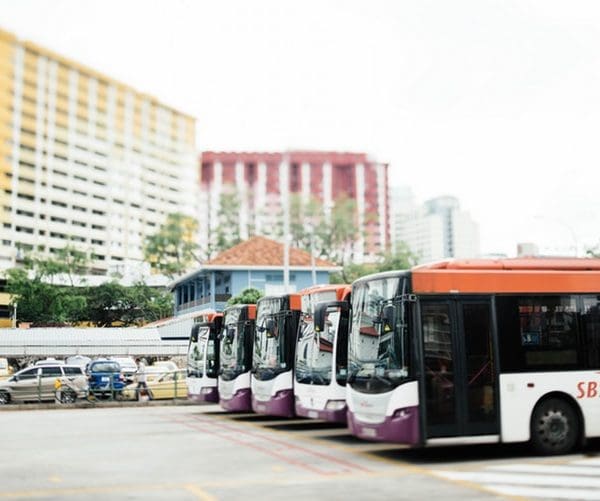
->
<box><xmin>1</xmin><ymin>404</ymin><xmax>599</xmax><ymax>500</ymax></box>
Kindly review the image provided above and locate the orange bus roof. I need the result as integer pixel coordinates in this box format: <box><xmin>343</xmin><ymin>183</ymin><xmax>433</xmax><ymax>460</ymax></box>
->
<box><xmin>411</xmin><ymin>258</ymin><xmax>600</xmax><ymax>294</ymax></box>
<box><xmin>298</xmin><ymin>284</ymin><xmax>351</xmax><ymax>301</ymax></box>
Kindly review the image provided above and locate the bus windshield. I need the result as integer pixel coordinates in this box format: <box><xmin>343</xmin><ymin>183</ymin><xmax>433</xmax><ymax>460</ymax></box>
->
<box><xmin>220</xmin><ymin>308</ymin><xmax>247</xmax><ymax>381</ymax></box>
<box><xmin>253</xmin><ymin>298</ymin><xmax>288</xmax><ymax>380</ymax></box>
<box><xmin>187</xmin><ymin>326</ymin><xmax>210</xmax><ymax>378</ymax></box>
<box><xmin>295</xmin><ymin>310</ymin><xmax>339</xmax><ymax>386</ymax></box>
<box><xmin>348</xmin><ymin>275</ymin><xmax>411</xmax><ymax>394</ymax></box>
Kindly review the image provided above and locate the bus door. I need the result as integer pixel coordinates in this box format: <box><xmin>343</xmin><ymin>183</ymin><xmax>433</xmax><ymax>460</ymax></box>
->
<box><xmin>420</xmin><ymin>298</ymin><xmax>499</xmax><ymax>439</ymax></box>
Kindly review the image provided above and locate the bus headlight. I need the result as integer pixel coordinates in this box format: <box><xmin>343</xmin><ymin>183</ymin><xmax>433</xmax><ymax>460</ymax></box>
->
<box><xmin>325</xmin><ymin>400</ymin><xmax>346</xmax><ymax>411</ymax></box>
<box><xmin>392</xmin><ymin>408</ymin><xmax>412</xmax><ymax>420</ymax></box>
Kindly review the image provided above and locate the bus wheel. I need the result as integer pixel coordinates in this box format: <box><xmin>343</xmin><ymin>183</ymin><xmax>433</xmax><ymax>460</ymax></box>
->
<box><xmin>530</xmin><ymin>398</ymin><xmax>579</xmax><ymax>455</ymax></box>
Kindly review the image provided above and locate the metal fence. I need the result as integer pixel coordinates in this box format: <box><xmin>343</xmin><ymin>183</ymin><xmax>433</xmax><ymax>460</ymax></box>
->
<box><xmin>0</xmin><ymin>369</ymin><xmax>189</xmax><ymax>406</ymax></box>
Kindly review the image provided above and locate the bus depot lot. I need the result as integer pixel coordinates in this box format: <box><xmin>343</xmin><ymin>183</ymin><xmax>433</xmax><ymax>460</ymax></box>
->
<box><xmin>2</xmin><ymin>405</ymin><xmax>600</xmax><ymax>501</ymax></box>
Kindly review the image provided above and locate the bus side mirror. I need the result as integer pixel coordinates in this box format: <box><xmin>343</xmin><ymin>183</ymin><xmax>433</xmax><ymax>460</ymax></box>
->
<box><xmin>265</xmin><ymin>318</ymin><xmax>276</xmax><ymax>338</ymax></box>
<box><xmin>382</xmin><ymin>304</ymin><xmax>395</xmax><ymax>332</ymax></box>
<box><xmin>226</xmin><ymin>327</ymin><xmax>235</xmax><ymax>341</ymax></box>
<box><xmin>314</xmin><ymin>301</ymin><xmax>349</xmax><ymax>332</ymax></box>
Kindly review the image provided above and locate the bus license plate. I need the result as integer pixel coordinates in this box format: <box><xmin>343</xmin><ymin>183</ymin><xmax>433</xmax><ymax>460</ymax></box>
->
<box><xmin>362</xmin><ymin>427</ymin><xmax>377</xmax><ymax>438</ymax></box>
<box><xmin>101</xmin><ymin>376</ymin><xmax>109</xmax><ymax>382</ymax></box>
<box><xmin>308</xmin><ymin>411</ymin><xmax>319</xmax><ymax>419</ymax></box>
<box><xmin>256</xmin><ymin>404</ymin><xmax>266</xmax><ymax>412</ymax></box>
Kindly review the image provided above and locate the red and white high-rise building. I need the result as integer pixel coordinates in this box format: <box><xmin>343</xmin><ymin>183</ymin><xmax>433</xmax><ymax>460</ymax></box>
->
<box><xmin>198</xmin><ymin>151</ymin><xmax>389</xmax><ymax>262</ymax></box>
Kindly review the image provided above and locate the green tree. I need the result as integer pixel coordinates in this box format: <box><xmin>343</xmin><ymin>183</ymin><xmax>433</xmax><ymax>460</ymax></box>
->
<box><xmin>213</xmin><ymin>192</ymin><xmax>242</xmax><ymax>254</ymax></box>
<box><xmin>227</xmin><ymin>287</ymin><xmax>264</xmax><ymax>306</ymax></box>
<box><xmin>315</xmin><ymin>195</ymin><xmax>360</xmax><ymax>265</ymax></box>
<box><xmin>377</xmin><ymin>242</ymin><xmax>419</xmax><ymax>272</ymax></box>
<box><xmin>143</xmin><ymin>213</ymin><xmax>199</xmax><ymax>279</ymax></box>
<box><xmin>86</xmin><ymin>282</ymin><xmax>173</xmax><ymax>327</ymax></box>
<box><xmin>329</xmin><ymin>242</ymin><xmax>418</xmax><ymax>284</ymax></box>
<box><xmin>7</xmin><ymin>267</ymin><xmax>87</xmax><ymax>326</ymax></box>
<box><xmin>587</xmin><ymin>245</ymin><xmax>600</xmax><ymax>258</ymax></box>
<box><xmin>287</xmin><ymin>193</ymin><xmax>361</xmax><ymax>266</ymax></box>
<box><xmin>126</xmin><ymin>283</ymin><xmax>174</xmax><ymax>324</ymax></box>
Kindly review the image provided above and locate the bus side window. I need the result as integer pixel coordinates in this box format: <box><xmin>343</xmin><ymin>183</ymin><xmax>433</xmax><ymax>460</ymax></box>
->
<box><xmin>582</xmin><ymin>295</ymin><xmax>600</xmax><ymax>369</ymax></box>
<box><xmin>497</xmin><ymin>295</ymin><xmax>582</xmax><ymax>372</ymax></box>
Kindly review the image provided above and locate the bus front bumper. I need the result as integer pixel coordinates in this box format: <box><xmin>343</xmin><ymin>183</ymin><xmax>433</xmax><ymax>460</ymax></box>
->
<box><xmin>347</xmin><ymin>406</ymin><xmax>420</xmax><ymax>444</ymax></box>
<box><xmin>295</xmin><ymin>402</ymin><xmax>347</xmax><ymax>423</ymax></box>
<box><xmin>220</xmin><ymin>388</ymin><xmax>251</xmax><ymax>412</ymax></box>
<box><xmin>188</xmin><ymin>386</ymin><xmax>219</xmax><ymax>403</ymax></box>
<box><xmin>252</xmin><ymin>389</ymin><xmax>294</xmax><ymax>417</ymax></box>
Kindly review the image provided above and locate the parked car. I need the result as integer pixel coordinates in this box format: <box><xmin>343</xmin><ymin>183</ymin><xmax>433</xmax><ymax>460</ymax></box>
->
<box><xmin>0</xmin><ymin>364</ymin><xmax>88</xmax><ymax>404</ymax></box>
<box><xmin>122</xmin><ymin>369</ymin><xmax>187</xmax><ymax>401</ymax></box>
<box><xmin>110</xmin><ymin>357</ymin><xmax>138</xmax><ymax>384</ymax></box>
<box><xmin>66</xmin><ymin>355</ymin><xmax>91</xmax><ymax>369</ymax></box>
<box><xmin>34</xmin><ymin>358</ymin><xmax>65</xmax><ymax>367</ymax></box>
<box><xmin>87</xmin><ymin>359</ymin><xmax>125</xmax><ymax>399</ymax></box>
<box><xmin>146</xmin><ymin>360</ymin><xmax>179</xmax><ymax>380</ymax></box>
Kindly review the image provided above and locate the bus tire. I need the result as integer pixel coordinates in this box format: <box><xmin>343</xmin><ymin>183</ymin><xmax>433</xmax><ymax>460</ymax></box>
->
<box><xmin>530</xmin><ymin>397</ymin><xmax>579</xmax><ymax>455</ymax></box>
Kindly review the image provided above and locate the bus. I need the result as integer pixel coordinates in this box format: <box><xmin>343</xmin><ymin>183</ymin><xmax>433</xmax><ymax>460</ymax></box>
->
<box><xmin>251</xmin><ymin>293</ymin><xmax>302</xmax><ymax>417</ymax></box>
<box><xmin>294</xmin><ymin>284</ymin><xmax>351</xmax><ymax>422</ymax></box>
<box><xmin>218</xmin><ymin>303</ymin><xmax>257</xmax><ymax>411</ymax></box>
<box><xmin>186</xmin><ymin>311</ymin><xmax>223</xmax><ymax>403</ymax></box>
<box><xmin>342</xmin><ymin>258</ymin><xmax>600</xmax><ymax>455</ymax></box>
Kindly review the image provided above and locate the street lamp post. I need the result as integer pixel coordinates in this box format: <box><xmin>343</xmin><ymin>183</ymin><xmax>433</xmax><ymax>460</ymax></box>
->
<box><xmin>282</xmin><ymin>152</ymin><xmax>290</xmax><ymax>292</ymax></box>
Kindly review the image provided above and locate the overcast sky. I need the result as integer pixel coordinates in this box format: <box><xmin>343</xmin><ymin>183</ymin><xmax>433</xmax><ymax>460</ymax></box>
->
<box><xmin>1</xmin><ymin>0</ymin><xmax>599</xmax><ymax>257</ymax></box>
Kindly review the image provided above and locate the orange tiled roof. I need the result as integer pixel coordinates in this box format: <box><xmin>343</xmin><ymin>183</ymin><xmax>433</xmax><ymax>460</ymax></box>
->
<box><xmin>205</xmin><ymin>236</ymin><xmax>336</xmax><ymax>268</ymax></box>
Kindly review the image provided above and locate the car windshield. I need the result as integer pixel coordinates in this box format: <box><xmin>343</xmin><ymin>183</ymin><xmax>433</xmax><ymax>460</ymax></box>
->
<box><xmin>348</xmin><ymin>275</ymin><xmax>412</xmax><ymax>394</ymax></box>
<box><xmin>220</xmin><ymin>307</ymin><xmax>247</xmax><ymax>381</ymax></box>
<box><xmin>187</xmin><ymin>326</ymin><xmax>210</xmax><ymax>378</ymax></box>
<box><xmin>91</xmin><ymin>362</ymin><xmax>120</xmax><ymax>373</ymax></box>
<box><xmin>252</xmin><ymin>297</ymin><xmax>287</xmax><ymax>380</ymax></box>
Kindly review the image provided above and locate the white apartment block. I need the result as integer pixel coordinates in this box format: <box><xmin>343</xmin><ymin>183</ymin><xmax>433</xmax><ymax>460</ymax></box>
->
<box><xmin>391</xmin><ymin>188</ymin><xmax>480</xmax><ymax>263</ymax></box>
<box><xmin>0</xmin><ymin>29</ymin><xmax>197</xmax><ymax>275</ymax></box>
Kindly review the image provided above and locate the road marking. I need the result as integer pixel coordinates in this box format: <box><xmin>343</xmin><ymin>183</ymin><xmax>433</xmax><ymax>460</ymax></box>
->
<box><xmin>184</xmin><ymin>414</ymin><xmax>373</xmax><ymax>476</ymax></box>
<box><xmin>489</xmin><ymin>463</ymin><xmax>600</xmax><ymax>476</ymax></box>
<box><xmin>184</xmin><ymin>483</ymin><xmax>219</xmax><ymax>501</ymax></box>
<box><xmin>0</xmin><ymin>483</ymin><xmax>215</xmax><ymax>499</ymax></box>
<box><xmin>434</xmin><ymin>457</ymin><xmax>600</xmax><ymax>500</ymax></box>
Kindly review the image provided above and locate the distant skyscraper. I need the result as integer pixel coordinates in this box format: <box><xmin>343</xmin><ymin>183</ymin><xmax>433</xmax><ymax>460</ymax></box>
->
<box><xmin>199</xmin><ymin>151</ymin><xmax>390</xmax><ymax>262</ymax></box>
<box><xmin>391</xmin><ymin>189</ymin><xmax>480</xmax><ymax>263</ymax></box>
<box><xmin>0</xmin><ymin>28</ymin><xmax>197</xmax><ymax>275</ymax></box>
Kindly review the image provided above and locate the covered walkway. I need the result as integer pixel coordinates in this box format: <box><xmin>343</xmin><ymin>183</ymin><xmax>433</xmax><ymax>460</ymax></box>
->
<box><xmin>0</xmin><ymin>328</ymin><xmax>188</xmax><ymax>357</ymax></box>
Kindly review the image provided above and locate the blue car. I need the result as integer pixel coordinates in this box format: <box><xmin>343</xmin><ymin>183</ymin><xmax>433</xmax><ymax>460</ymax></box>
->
<box><xmin>87</xmin><ymin>359</ymin><xmax>125</xmax><ymax>399</ymax></box>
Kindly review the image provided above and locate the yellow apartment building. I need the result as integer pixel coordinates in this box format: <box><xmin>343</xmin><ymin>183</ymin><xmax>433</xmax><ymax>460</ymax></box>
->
<box><xmin>0</xmin><ymin>28</ymin><xmax>198</xmax><ymax>278</ymax></box>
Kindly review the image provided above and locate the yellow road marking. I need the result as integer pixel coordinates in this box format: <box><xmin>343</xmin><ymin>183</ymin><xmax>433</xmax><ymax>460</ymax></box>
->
<box><xmin>184</xmin><ymin>483</ymin><xmax>219</xmax><ymax>501</ymax></box>
<box><xmin>0</xmin><ymin>483</ymin><xmax>213</xmax><ymax>499</ymax></box>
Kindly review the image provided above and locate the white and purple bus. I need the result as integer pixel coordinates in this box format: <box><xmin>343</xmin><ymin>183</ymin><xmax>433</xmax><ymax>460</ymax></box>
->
<box><xmin>186</xmin><ymin>311</ymin><xmax>223</xmax><ymax>403</ymax></box>
<box><xmin>218</xmin><ymin>304</ymin><xmax>257</xmax><ymax>412</ymax></box>
<box><xmin>251</xmin><ymin>294</ymin><xmax>302</xmax><ymax>417</ymax></box>
<box><xmin>294</xmin><ymin>285</ymin><xmax>351</xmax><ymax>423</ymax></box>
<box><xmin>345</xmin><ymin>258</ymin><xmax>600</xmax><ymax>455</ymax></box>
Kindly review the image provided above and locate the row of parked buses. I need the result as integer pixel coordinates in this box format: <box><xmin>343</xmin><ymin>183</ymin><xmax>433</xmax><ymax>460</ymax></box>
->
<box><xmin>185</xmin><ymin>258</ymin><xmax>600</xmax><ymax>456</ymax></box>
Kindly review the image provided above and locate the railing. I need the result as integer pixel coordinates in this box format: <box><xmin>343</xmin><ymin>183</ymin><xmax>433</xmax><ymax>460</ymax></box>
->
<box><xmin>176</xmin><ymin>294</ymin><xmax>232</xmax><ymax>312</ymax></box>
<box><xmin>0</xmin><ymin>369</ymin><xmax>189</xmax><ymax>407</ymax></box>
